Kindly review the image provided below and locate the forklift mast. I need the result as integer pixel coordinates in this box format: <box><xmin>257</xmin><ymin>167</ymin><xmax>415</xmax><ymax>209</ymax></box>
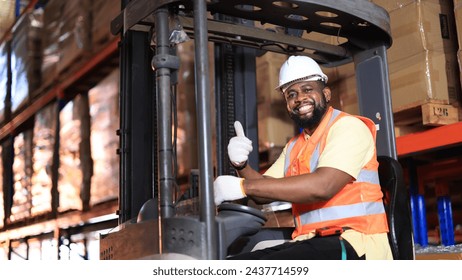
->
<box><xmin>103</xmin><ymin>0</ymin><xmax>395</xmax><ymax>260</ymax></box>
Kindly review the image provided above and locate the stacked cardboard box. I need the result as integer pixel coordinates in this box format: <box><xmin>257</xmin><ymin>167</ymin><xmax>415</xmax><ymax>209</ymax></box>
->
<box><xmin>326</xmin><ymin>0</ymin><xmax>461</xmax><ymax>128</ymax></box>
<box><xmin>373</xmin><ymin>0</ymin><xmax>461</xmax><ymax>112</ymax></box>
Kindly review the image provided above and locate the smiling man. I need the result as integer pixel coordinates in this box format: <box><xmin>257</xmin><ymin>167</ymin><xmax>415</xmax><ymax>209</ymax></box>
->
<box><xmin>214</xmin><ymin>55</ymin><xmax>393</xmax><ymax>260</ymax></box>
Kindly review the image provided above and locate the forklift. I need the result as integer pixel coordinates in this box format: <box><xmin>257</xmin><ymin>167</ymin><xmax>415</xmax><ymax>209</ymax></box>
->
<box><xmin>100</xmin><ymin>0</ymin><xmax>413</xmax><ymax>260</ymax></box>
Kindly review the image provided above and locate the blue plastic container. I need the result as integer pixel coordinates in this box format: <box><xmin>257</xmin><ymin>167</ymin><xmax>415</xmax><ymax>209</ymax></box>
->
<box><xmin>437</xmin><ymin>196</ymin><xmax>455</xmax><ymax>246</ymax></box>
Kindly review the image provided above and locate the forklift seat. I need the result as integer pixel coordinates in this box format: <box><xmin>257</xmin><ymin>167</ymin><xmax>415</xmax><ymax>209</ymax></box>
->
<box><xmin>377</xmin><ymin>155</ymin><xmax>415</xmax><ymax>260</ymax></box>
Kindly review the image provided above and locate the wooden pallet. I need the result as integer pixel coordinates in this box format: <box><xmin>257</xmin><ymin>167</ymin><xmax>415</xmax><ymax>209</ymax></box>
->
<box><xmin>393</xmin><ymin>101</ymin><xmax>460</xmax><ymax>137</ymax></box>
<box><xmin>394</xmin><ymin>101</ymin><xmax>459</xmax><ymax>126</ymax></box>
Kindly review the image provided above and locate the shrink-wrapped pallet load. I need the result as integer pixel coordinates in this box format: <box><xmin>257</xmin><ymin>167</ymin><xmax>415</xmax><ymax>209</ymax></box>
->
<box><xmin>31</xmin><ymin>103</ymin><xmax>57</xmax><ymax>215</ymax></box>
<box><xmin>56</xmin><ymin>0</ymin><xmax>92</xmax><ymax>74</ymax></box>
<box><xmin>0</xmin><ymin>145</ymin><xmax>3</xmax><ymax>228</ymax></box>
<box><xmin>58</xmin><ymin>99</ymin><xmax>83</xmax><ymax>211</ymax></box>
<box><xmin>91</xmin><ymin>0</ymin><xmax>121</xmax><ymax>51</ymax></box>
<box><xmin>88</xmin><ymin>69</ymin><xmax>119</xmax><ymax>205</ymax></box>
<box><xmin>40</xmin><ymin>0</ymin><xmax>61</xmax><ymax>89</ymax></box>
<box><xmin>10</xmin><ymin>130</ymin><xmax>33</xmax><ymax>222</ymax></box>
<box><xmin>10</xmin><ymin>8</ymin><xmax>42</xmax><ymax>111</ymax></box>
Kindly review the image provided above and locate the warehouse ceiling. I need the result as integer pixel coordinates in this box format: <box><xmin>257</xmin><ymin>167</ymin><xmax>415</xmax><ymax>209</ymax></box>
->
<box><xmin>0</xmin><ymin>0</ymin><xmax>16</xmax><ymax>41</ymax></box>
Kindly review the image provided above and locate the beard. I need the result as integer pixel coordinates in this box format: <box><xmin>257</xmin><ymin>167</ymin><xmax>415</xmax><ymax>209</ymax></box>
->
<box><xmin>288</xmin><ymin>96</ymin><xmax>328</xmax><ymax>130</ymax></box>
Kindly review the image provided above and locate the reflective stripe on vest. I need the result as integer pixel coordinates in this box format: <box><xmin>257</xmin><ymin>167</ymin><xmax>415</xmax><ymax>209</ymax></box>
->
<box><xmin>310</xmin><ymin>109</ymin><xmax>340</xmax><ymax>171</ymax></box>
<box><xmin>284</xmin><ymin>140</ymin><xmax>298</xmax><ymax>174</ymax></box>
<box><xmin>356</xmin><ymin>169</ymin><xmax>380</xmax><ymax>185</ymax></box>
<box><xmin>299</xmin><ymin>201</ymin><xmax>385</xmax><ymax>225</ymax></box>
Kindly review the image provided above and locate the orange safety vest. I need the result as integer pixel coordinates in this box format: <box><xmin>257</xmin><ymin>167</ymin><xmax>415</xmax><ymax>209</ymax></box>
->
<box><xmin>284</xmin><ymin>107</ymin><xmax>389</xmax><ymax>239</ymax></box>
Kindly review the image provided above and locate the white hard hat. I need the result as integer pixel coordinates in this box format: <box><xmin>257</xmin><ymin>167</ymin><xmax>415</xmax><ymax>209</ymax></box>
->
<box><xmin>277</xmin><ymin>55</ymin><xmax>328</xmax><ymax>93</ymax></box>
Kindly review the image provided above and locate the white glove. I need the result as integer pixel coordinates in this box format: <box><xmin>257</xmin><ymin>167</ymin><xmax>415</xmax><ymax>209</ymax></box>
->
<box><xmin>228</xmin><ymin>121</ymin><xmax>253</xmax><ymax>166</ymax></box>
<box><xmin>214</xmin><ymin>175</ymin><xmax>246</xmax><ymax>205</ymax></box>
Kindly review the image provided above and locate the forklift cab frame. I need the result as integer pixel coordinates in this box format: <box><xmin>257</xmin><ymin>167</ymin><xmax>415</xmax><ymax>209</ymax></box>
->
<box><xmin>103</xmin><ymin>0</ymin><xmax>402</xmax><ymax>260</ymax></box>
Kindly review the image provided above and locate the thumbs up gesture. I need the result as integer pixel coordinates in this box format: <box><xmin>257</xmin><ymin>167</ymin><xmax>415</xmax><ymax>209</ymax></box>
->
<box><xmin>228</xmin><ymin>121</ymin><xmax>253</xmax><ymax>167</ymax></box>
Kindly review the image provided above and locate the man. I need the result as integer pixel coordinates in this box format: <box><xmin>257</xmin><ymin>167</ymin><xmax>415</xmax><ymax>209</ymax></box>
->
<box><xmin>214</xmin><ymin>55</ymin><xmax>393</xmax><ymax>260</ymax></box>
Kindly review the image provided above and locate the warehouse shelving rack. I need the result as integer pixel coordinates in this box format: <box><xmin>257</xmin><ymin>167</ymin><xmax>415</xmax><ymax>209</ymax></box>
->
<box><xmin>0</xmin><ymin>0</ymin><xmax>121</xmax><ymax>259</ymax></box>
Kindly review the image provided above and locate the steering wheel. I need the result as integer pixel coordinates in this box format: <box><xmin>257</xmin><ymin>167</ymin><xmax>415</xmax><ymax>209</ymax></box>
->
<box><xmin>217</xmin><ymin>203</ymin><xmax>267</xmax><ymax>221</ymax></box>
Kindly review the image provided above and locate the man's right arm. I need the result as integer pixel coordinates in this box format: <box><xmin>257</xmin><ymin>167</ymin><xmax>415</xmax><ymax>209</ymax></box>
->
<box><xmin>237</xmin><ymin>142</ymin><xmax>288</xmax><ymax>179</ymax></box>
<box><xmin>215</xmin><ymin>120</ymin><xmax>288</xmax><ymax>205</ymax></box>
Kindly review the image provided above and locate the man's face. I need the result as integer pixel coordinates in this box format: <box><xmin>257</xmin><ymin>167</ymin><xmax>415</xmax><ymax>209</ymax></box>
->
<box><xmin>283</xmin><ymin>81</ymin><xmax>331</xmax><ymax>132</ymax></box>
